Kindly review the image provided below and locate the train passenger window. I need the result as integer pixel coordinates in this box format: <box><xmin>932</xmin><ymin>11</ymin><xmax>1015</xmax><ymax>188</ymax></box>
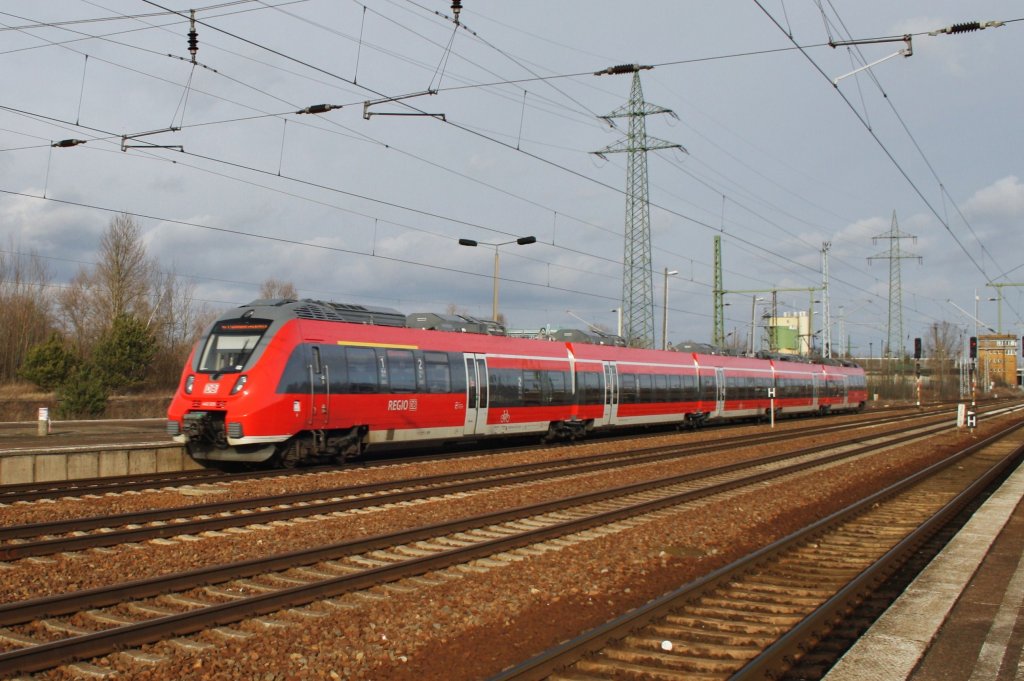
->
<box><xmin>448</xmin><ymin>353</ymin><xmax>467</xmax><ymax>393</ymax></box>
<box><xmin>699</xmin><ymin>374</ymin><xmax>716</xmax><ymax>402</ymax></box>
<box><xmin>423</xmin><ymin>352</ymin><xmax>451</xmax><ymax>393</ymax></box>
<box><xmin>681</xmin><ymin>375</ymin><xmax>698</xmax><ymax>401</ymax></box>
<box><xmin>387</xmin><ymin>350</ymin><xmax>416</xmax><ymax>393</ymax></box>
<box><xmin>638</xmin><ymin>374</ymin><xmax>652</xmax><ymax>402</ymax></box>
<box><xmin>275</xmin><ymin>345</ymin><xmax>312</xmax><ymax>394</ymax></box>
<box><xmin>548</xmin><ymin>371</ymin><xmax>571</xmax><ymax>405</ymax></box>
<box><xmin>320</xmin><ymin>345</ymin><xmax>348</xmax><ymax>392</ymax></box>
<box><xmin>654</xmin><ymin>374</ymin><xmax>668</xmax><ymax>402</ymax></box>
<box><xmin>347</xmin><ymin>347</ymin><xmax>378</xmax><ymax>393</ymax></box>
<box><xmin>619</xmin><ymin>373</ymin><xmax>637</xmax><ymax>403</ymax></box>
<box><xmin>490</xmin><ymin>368</ymin><xmax>522</xmax><ymax>407</ymax></box>
<box><xmin>522</xmin><ymin>370</ymin><xmax>542</xmax><ymax>406</ymax></box>
<box><xmin>576</xmin><ymin>371</ymin><xmax>602</xmax><ymax>405</ymax></box>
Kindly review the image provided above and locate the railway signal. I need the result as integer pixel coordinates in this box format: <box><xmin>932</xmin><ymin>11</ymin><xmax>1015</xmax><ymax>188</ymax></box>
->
<box><xmin>969</xmin><ymin>336</ymin><xmax>977</xmax><ymax>359</ymax></box>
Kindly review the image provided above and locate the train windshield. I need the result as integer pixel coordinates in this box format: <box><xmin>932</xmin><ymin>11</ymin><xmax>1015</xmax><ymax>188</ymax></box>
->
<box><xmin>197</xmin><ymin>319</ymin><xmax>272</xmax><ymax>373</ymax></box>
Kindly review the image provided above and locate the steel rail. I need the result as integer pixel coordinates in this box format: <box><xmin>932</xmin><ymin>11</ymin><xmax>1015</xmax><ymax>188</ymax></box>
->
<box><xmin>486</xmin><ymin>419</ymin><xmax>1024</xmax><ymax>681</ymax></box>
<box><xmin>0</xmin><ymin>404</ymin><xmax>953</xmax><ymax>504</ymax></box>
<box><xmin>0</xmin><ymin>408</ymin><xmax>963</xmax><ymax>559</ymax></box>
<box><xmin>0</xmin><ymin>415</ymin><xmax>998</xmax><ymax>675</ymax></box>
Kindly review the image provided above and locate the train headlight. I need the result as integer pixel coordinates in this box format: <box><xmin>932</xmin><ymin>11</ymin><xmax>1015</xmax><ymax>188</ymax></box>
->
<box><xmin>184</xmin><ymin>375</ymin><xmax>195</xmax><ymax>394</ymax></box>
<box><xmin>230</xmin><ymin>375</ymin><xmax>248</xmax><ymax>395</ymax></box>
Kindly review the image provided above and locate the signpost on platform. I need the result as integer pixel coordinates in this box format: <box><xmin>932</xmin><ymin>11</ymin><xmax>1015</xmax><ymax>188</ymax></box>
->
<box><xmin>37</xmin><ymin>407</ymin><xmax>50</xmax><ymax>436</ymax></box>
<box><xmin>768</xmin><ymin>387</ymin><xmax>776</xmax><ymax>429</ymax></box>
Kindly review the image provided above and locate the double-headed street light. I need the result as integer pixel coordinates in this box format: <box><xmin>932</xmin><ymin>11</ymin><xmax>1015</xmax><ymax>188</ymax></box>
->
<box><xmin>458</xmin><ymin>235</ymin><xmax>536</xmax><ymax>321</ymax></box>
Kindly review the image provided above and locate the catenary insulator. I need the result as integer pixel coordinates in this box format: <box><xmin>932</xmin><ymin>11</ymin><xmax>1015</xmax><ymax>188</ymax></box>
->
<box><xmin>187</xmin><ymin>9</ymin><xmax>198</xmax><ymax>63</ymax></box>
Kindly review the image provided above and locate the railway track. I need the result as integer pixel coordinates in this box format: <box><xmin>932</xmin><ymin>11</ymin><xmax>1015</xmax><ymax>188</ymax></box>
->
<box><xmin>0</xmin><ymin>406</ymin><xmax>1018</xmax><ymax>677</ymax></box>
<box><xmin>0</xmin><ymin>405</ymin><xmax>977</xmax><ymax>560</ymax></box>
<box><xmin>489</xmin><ymin>416</ymin><xmax>1024</xmax><ymax>681</ymax></box>
<box><xmin>0</xmin><ymin>404</ymin><xmax>952</xmax><ymax>504</ymax></box>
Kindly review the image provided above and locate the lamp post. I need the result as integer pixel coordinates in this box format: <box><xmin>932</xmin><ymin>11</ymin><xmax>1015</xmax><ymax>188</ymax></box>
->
<box><xmin>611</xmin><ymin>308</ymin><xmax>622</xmax><ymax>337</ymax></box>
<box><xmin>661</xmin><ymin>268</ymin><xmax>678</xmax><ymax>351</ymax></box>
<box><xmin>458</xmin><ymin>235</ymin><xmax>536</xmax><ymax>321</ymax></box>
<box><xmin>748</xmin><ymin>296</ymin><xmax>764</xmax><ymax>355</ymax></box>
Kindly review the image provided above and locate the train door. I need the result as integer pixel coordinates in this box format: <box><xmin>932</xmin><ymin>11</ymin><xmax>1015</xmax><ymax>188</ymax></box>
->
<box><xmin>309</xmin><ymin>346</ymin><xmax>329</xmax><ymax>427</ymax></box>
<box><xmin>714</xmin><ymin>367</ymin><xmax>726</xmax><ymax>416</ymax></box>
<box><xmin>812</xmin><ymin>373</ymin><xmax>821</xmax><ymax>409</ymax></box>
<box><xmin>464</xmin><ymin>354</ymin><xmax>489</xmax><ymax>435</ymax></box>
<box><xmin>601</xmin><ymin>362</ymin><xmax>618</xmax><ymax>426</ymax></box>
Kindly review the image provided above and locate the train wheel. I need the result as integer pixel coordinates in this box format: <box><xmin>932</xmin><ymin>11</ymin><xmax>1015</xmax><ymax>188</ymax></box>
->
<box><xmin>275</xmin><ymin>440</ymin><xmax>304</xmax><ymax>468</ymax></box>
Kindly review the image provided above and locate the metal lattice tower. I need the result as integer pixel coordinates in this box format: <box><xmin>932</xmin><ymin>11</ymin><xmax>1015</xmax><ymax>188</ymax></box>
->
<box><xmin>593</xmin><ymin>66</ymin><xmax>683</xmax><ymax>348</ymax></box>
<box><xmin>868</xmin><ymin>211</ymin><xmax>921</xmax><ymax>358</ymax></box>
<box><xmin>712</xmin><ymin>235</ymin><xmax>725</xmax><ymax>346</ymax></box>
<box><xmin>821</xmin><ymin>242</ymin><xmax>831</xmax><ymax>358</ymax></box>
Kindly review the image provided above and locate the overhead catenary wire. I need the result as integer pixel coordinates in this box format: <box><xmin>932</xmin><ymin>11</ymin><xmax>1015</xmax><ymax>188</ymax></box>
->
<box><xmin>4</xmin><ymin>3</ymin><xmax>1019</xmax><ymax>334</ymax></box>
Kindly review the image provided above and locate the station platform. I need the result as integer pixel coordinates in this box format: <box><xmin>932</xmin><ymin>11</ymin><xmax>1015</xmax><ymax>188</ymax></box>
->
<box><xmin>824</xmin><ymin>460</ymin><xmax>1024</xmax><ymax>681</ymax></box>
<box><xmin>0</xmin><ymin>418</ymin><xmax>194</xmax><ymax>485</ymax></box>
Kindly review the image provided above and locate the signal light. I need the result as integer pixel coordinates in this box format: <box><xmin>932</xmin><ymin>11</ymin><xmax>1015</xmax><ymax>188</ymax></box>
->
<box><xmin>913</xmin><ymin>337</ymin><xmax>921</xmax><ymax>359</ymax></box>
<box><xmin>969</xmin><ymin>336</ymin><xmax>977</xmax><ymax>359</ymax></box>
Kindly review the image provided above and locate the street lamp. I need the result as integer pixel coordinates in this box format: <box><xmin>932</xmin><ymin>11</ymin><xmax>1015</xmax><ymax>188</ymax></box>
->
<box><xmin>458</xmin><ymin>235</ymin><xmax>536</xmax><ymax>321</ymax></box>
<box><xmin>662</xmin><ymin>268</ymin><xmax>678</xmax><ymax>351</ymax></box>
<box><xmin>611</xmin><ymin>308</ymin><xmax>622</xmax><ymax>337</ymax></box>
<box><xmin>748</xmin><ymin>296</ymin><xmax>765</xmax><ymax>355</ymax></box>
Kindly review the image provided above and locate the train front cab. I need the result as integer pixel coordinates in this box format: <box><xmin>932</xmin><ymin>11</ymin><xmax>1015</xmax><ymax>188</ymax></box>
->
<box><xmin>168</xmin><ymin>314</ymin><xmax>292</xmax><ymax>465</ymax></box>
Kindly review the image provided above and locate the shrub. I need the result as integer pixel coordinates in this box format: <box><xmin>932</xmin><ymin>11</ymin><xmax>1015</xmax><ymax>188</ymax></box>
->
<box><xmin>57</xmin><ymin>362</ymin><xmax>109</xmax><ymax>418</ymax></box>
<box><xmin>18</xmin><ymin>334</ymin><xmax>79</xmax><ymax>391</ymax></box>
<box><xmin>94</xmin><ymin>315</ymin><xmax>156</xmax><ymax>391</ymax></box>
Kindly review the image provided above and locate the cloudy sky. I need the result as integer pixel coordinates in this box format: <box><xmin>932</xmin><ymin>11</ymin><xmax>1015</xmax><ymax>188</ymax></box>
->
<box><xmin>1</xmin><ymin>1</ymin><xmax>1022</xmax><ymax>357</ymax></box>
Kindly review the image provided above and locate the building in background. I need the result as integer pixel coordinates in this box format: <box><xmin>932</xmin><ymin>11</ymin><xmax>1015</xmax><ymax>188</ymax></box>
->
<box><xmin>977</xmin><ymin>334</ymin><xmax>1020</xmax><ymax>388</ymax></box>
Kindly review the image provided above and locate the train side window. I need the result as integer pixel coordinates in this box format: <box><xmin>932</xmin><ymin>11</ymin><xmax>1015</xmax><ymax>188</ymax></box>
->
<box><xmin>376</xmin><ymin>350</ymin><xmax>389</xmax><ymax>388</ymax></box>
<box><xmin>276</xmin><ymin>344</ymin><xmax>312</xmax><ymax>393</ymax></box>
<box><xmin>448</xmin><ymin>353</ymin><xmax>467</xmax><ymax>393</ymax></box>
<box><xmin>387</xmin><ymin>349</ymin><xmax>416</xmax><ymax>393</ymax></box>
<box><xmin>681</xmin><ymin>374</ymin><xmax>697</xmax><ymax>401</ymax></box>
<box><xmin>322</xmin><ymin>344</ymin><xmax>348</xmax><ymax>392</ymax></box>
<box><xmin>476</xmin><ymin>359</ymin><xmax>488</xmax><ymax>407</ymax></box>
<box><xmin>577</xmin><ymin>371</ymin><xmax>601</xmax><ymax>405</ymax></box>
<box><xmin>522</xmin><ymin>370</ymin><xmax>542</xmax><ymax>406</ymax></box>
<box><xmin>414</xmin><ymin>352</ymin><xmax>426</xmax><ymax>392</ymax></box>
<box><xmin>638</xmin><ymin>374</ymin><xmax>652</xmax><ymax>402</ymax></box>
<box><xmin>346</xmin><ymin>347</ymin><xmax>378</xmax><ymax>393</ymax></box>
<box><xmin>424</xmin><ymin>352</ymin><xmax>451</xmax><ymax>393</ymax></box>
<box><xmin>490</xmin><ymin>368</ymin><xmax>522</xmax><ymax>407</ymax></box>
<box><xmin>620</xmin><ymin>373</ymin><xmax>637</xmax><ymax>403</ymax></box>
<box><xmin>654</xmin><ymin>374</ymin><xmax>668</xmax><ymax>402</ymax></box>
<box><xmin>311</xmin><ymin>347</ymin><xmax>322</xmax><ymax>375</ymax></box>
<box><xmin>548</xmin><ymin>371</ymin><xmax>572</xmax><ymax>405</ymax></box>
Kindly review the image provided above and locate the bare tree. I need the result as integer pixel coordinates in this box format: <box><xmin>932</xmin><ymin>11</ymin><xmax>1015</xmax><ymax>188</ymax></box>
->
<box><xmin>97</xmin><ymin>213</ymin><xmax>154</xmax><ymax>320</ymax></box>
<box><xmin>147</xmin><ymin>269</ymin><xmax>209</xmax><ymax>385</ymax></box>
<box><xmin>259</xmin><ymin>278</ymin><xmax>298</xmax><ymax>300</ymax></box>
<box><xmin>925</xmin><ymin>320</ymin><xmax>963</xmax><ymax>399</ymax></box>
<box><xmin>0</xmin><ymin>245</ymin><xmax>53</xmax><ymax>382</ymax></box>
<box><xmin>56</xmin><ymin>268</ymin><xmax>105</xmax><ymax>354</ymax></box>
<box><xmin>56</xmin><ymin>214</ymin><xmax>155</xmax><ymax>354</ymax></box>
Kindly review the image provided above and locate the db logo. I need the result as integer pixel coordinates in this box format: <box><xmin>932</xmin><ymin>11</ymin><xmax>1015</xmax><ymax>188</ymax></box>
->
<box><xmin>204</xmin><ymin>383</ymin><xmax>219</xmax><ymax>394</ymax></box>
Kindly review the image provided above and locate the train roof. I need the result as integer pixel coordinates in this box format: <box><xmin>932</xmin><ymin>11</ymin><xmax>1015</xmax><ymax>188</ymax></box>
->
<box><xmin>223</xmin><ymin>300</ymin><xmax>857</xmax><ymax>366</ymax></box>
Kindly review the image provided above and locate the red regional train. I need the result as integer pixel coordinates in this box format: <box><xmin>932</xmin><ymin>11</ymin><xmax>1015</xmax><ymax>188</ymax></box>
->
<box><xmin>167</xmin><ymin>299</ymin><xmax>868</xmax><ymax>467</ymax></box>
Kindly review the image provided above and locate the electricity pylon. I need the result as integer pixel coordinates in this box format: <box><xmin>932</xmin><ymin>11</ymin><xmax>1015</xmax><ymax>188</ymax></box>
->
<box><xmin>868</xmin><ymin>211</ymin><xmax>921</xmax><ymax>359</ymax></box>
<box><xmin>593</xmin><ymin>65</ymin><xmax>684</xmax><ymax>348</ymax></box>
